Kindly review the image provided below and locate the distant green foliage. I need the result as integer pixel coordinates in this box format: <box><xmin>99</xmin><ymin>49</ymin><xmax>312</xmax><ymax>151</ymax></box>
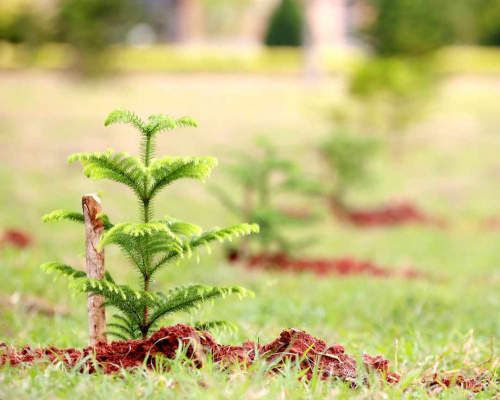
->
<box><xmin>264</xmin><ymin>0</ymin><xmax>303</xmax><ymax>47</ymax></box>
<box><xmin>0</xmin><ymin>8</ymin><xmax>50</xmax><ymax>48</ymax></box>
<box><xmin>354</xmin><ymin>2</ymin><xmax>444</xmax><ymax>147</ymax></box>
<box><xmin>56</xmin><ymin>0</ymin><xmax>139</xmax><ymax>76</ymax></box>
<box><xmin>42</xmin><ymin>109</ymin><xmax>258</xmax><ymax>340</ymax></box>
<box><xmin>361</xmin><ymin>0</ymin><xmax>452</xmax><ymax>56</ymax></box>
<box><xmin>350</xmin><ymin>58</ymin><xmax>435</xmax><ymax>99</ymax></box>
<box><xmin>212</xmin><ymin>137</ymin><xmax>316</xmax><ymax>255</ymax></box>
<box><xmin>361</xmin><ymin>0</ymin><xmax>500</xmax><ymax>52</ymax></box>
<box><xmin>483</xmin><ymin>28</ymin><xmax>500</xmax><ymax>46</ymax></box>
<box><xmin>442</xmin><ymin>0</ymin><xmax>500</xmax><ymax>46</ymax></box>
<box><xmin>475</xmin><ymin>0</ymin><xmax>500</xmax><ymax>46</ymax></box>
<box><xmin>320</xmin><ymin>130</ymin><xmax>380</xmax><ymax>207</ymax></box>
<box><xmin>349</xmin><ymin>57</ymin><xmax>437</xmax><ymax>145</ymax></box>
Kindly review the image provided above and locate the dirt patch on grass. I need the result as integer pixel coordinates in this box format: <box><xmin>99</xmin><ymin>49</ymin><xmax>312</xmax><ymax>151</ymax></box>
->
<box><xmin>1</xmin><ymin>324</ymin><xmax>490</xmax><ymax>391</ymax></box>
<box><xmin>259</xmin><ymin>328</ymin><xmax>401</xmax><ymax>385</ymax></box>
<box><xmin>1</xmin><ymin>324</ymin><xmax>395</xmax><ymax>384</ymax></box>
<box><xmin>422</xmin><ymin>372</ymin><xmax>492</xmax><ymax>394</ymax></box>
<box><xmin>483</xmin><ymin>215</ymin><xmax>500</xmax><ymax>232</ymax></box>
<box><xmin>331</xmin><ymin>201</ymin><xmax>445</xmax><ymax>228</ymax></box>
<box><xmin>244</xmin><ymin>253</ymin><xmax>422</xmax><ymax>279</ymax></box>
<box><xmin>0</xmin><ymin>229</ymin><xmax>33</xmax><ymax>249</ymax></box>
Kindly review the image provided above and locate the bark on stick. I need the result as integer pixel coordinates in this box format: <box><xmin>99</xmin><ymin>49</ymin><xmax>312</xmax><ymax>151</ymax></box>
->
<box><xmin>82</xmin><ymin>193</ymin><xmax>107</xmax><ymax>345</ymax></box>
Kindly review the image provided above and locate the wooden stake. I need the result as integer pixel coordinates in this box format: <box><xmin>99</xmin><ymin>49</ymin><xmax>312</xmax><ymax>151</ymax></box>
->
<box><xmin>82</xmin><ymin>193</ymin><xmax>107</xmax><ymax>345</ymax></box>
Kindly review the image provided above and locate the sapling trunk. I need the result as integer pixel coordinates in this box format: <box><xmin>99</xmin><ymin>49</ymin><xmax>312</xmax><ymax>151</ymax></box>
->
<box><xmin>326</xmin><ymin>193</ymin><xmax>348</xmax><ymax>221</ymax></box>
<box><xmin>240</xmin><ymin>185</ymin><xmax>253</xmax><ymax>259</ymax></box>
<box><xmin>82</xmin><ymin>193</ymin><xmax>107</xmax><ymax>345</ymax></box>
<box><xmin>141</xmin><ymin>134</ymin><xmax>152</xmax><ymax>338</ymax></box>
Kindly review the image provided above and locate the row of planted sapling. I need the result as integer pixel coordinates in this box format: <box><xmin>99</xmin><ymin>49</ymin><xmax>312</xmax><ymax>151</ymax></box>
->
<box><xmin>207</xmin><ymin>135</ymin><xmax>425</xmax><ymax>277</ymax></box>
<box><xmin>1</xmin><ymin>109</ymin><xmax>402</xmax><ymax>384</ymax></box>
<box><xmin>212</xmin><ymin>125</ymin><xmax>441</xmax><ymax>234</ymax></box>
<box><xmin>0</xmin><ymin>110</ymin><xmax>489</xmax><ymax>393</ymax></box>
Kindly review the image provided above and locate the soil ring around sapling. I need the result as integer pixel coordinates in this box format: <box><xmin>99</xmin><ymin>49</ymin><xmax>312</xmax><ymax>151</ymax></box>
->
<box><xmin>231</xmin><ymin>252</ymin><xmax>423</xmax><ymax>279</ymax></box>
<box><xmin>328</xmin><ymin>201</ymin><xmax>447</xmax><ymax>228</ymax></box>
<box><xmin>1</xmin><ymin>324</ymin><xmax>490</xmax><ymax>393</ymax></box>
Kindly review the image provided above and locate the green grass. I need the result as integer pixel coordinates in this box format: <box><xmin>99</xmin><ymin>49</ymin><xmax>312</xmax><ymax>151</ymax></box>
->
<box><xmin>1</xmin><ymin>43</ymin><xmax>500</xmax><ymax>74</ymax></box>
<box><xmin>0</xmin><ymin>72</ymin><xmax>499</xmax><ymax>398</ymax></box>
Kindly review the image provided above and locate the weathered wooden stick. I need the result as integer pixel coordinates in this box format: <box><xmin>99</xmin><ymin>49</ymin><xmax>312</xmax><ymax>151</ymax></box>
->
<box><xmin>82</xmin><ymin>193</ymin><xmax>107</xmax><ymax>345</ymax></box>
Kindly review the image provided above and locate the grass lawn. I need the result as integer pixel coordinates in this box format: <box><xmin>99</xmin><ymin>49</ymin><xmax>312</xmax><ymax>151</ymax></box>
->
<box><xmin>1</xmin><ymin>44</ymin><xmax>500</xmax><ymax>75</ymax></box>
<box><xmin>0</xmin><ymin>71</ymin><xmax>499</xmax><ymax>399</ymax></box>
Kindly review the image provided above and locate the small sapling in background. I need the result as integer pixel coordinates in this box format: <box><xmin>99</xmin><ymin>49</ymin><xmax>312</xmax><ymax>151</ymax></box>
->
<box><xmin>42</xmin><ymin>109</ymin><xmax>259</xmax><ymax>342</ymax></box>
<box><xmin>211</xmin><ymin>137</ymin><xmax>316</xmax><ymax>259</ymax></box>
<box><xmin>318</xmin><ymin>130</ymin><xmax>437</xmax><ymax>228</ymax></box>
<box><xmin>320</xmin><ymin>129</ymin><xmax>381</xmax><ymax>215</ymax></box>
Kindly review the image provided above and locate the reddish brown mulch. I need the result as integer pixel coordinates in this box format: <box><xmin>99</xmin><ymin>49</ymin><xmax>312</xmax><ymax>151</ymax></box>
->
<box><xmin>483</xmin><ymin>216</ymin><xmax>500</xmax><ymax>232</ymax></box>
<box><xmin>423</xmin><ymin>372</ymin><xmax>491</xmax><ymax>394</ymax></box>
<box><xmin>245</xmin><ymin>253</ymin><xmax>421</xmax><ymax>279</ymax></box>
<box><xmin>330</xmin><ymin>201</ymin><xmax>445</xmax><ymax>228</ymax></box>
<box><xmin>0</xmin><ymin>229</ymin><xmax>33</xmax><ymax>249</ymax></box>
<box><xmin>1</xmin><ymin>325</ymin><xmax>489</xmax><ymax>392</ymax></box>
<box><xmin>260</xmin><ymin>329</ymin><xmax>401</xmax><ymax>386</ymax></box>
<box><xmin>1</xmin><ymin>324</ymin><xmax>396</xmax><ymax>384</ymax></box>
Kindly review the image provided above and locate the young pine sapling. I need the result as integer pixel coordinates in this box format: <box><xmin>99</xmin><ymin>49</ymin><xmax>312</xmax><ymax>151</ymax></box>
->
<box><xmin>42</xmin><ymin>110</ymin><xmax>259</xmax><ymax>341</ymax></box>
<box><xmin>320</xmin><ymin>130</ymin><xmax>380</xmax><ymax>214</ymax></box>
<box><xmin>211</xmin><ymin>137</ymin><xmax>316</xmax><ymax>257</ymax></box>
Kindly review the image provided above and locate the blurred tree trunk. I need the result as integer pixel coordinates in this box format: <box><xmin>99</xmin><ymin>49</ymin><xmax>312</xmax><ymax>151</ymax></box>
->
<box><xmin>303</xmin><ymin>0</ymin><xmax>319</xmax><ymax>81</ymax></box>
<box><xmin>176</xmin><ymin>0</ymin><xmax>204</xmax><ymax>44</ymax></box>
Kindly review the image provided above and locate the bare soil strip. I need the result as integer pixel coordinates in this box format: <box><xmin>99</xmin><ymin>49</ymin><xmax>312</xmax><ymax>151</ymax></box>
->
<box><xmin>1</xmin><ymin>324</ymin><xmax>488</xmax><ymax>392</ymax></box>
<box><xmin>245</xmin><ymin>253</ymin><xmax>422</xmax><ymax>279</ymax></box>
<box><xmin>331</xmin><ymin>202</ymin><xmax>446</xmax><ymax>228</ymax></box>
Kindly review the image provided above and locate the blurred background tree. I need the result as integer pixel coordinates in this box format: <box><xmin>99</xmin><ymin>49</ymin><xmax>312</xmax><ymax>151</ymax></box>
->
<box><xmin>445</xmin><ymin>0</ymin><xmax>500</xmax><ymax>46</ymax></box>
<box><xmin>348</xmin><ymin>0</ymin><xmax>447</xmax><ymax>156</ymax></box>
<box><xmin>0</xmin><ymin>0</ymin><xmax>498</xmax><ymax>79</ymax></box>
<box><xmin>320</xmin><ymin>130</ymin><xmax>381</xmax><ymax>212</ymax></box>
<box><xmin>264</xmin><ymin>0</ymin><xmax>303</xmax><ymax>47</ymax></box>
<box><xmin>360</xmin><ymin>0</ymin><xmax>452</xmax><ymax>57</ymax></box>
<box><xmin>0</xmin><ymin>8</ymin><xmax>50</xmax><ymax>48</ymax></box>
<box><xmin>211</xmin><ymin>137</ymin><xmax>316</xmax><ymax>257</ymax></box>
<box><xmin>348</xmin><ymin>57</ymin><xmax>437</xmax><ymax>154</ymax></box>
<box><xmin>0</xmin><ymin>2</ymin><xmax>55</xmax><ymax>62</ymax></box>
<box><xmin>56</xmin><ymin>0</ymin><xmax>140</xmax><ymax>77</ymax></box>
<box><xmin>360</xmin><ymin>0</ymin><xmax>500</xmax><ymax>52</ymax></box>
<box><xmin>477</xmin><ymin>0</ymin><xmax>500</xmax><ymax>46</ymax></box>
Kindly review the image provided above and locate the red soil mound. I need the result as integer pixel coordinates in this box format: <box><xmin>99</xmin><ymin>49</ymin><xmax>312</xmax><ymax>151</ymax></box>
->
<box><xmin>246</xmin><ymin>253</ymin><xmax>421</xmax><ymax>279</ymax></box>
<box><xmin>1</xmin><ymin>324</ymin><xmax>399</xmax><ymax>385</ymax></box>
<box><xmin>330</xmin><ymin>201</ymin><xmax>444</xmax><ymax>228</ymax></box>
<box><xmin>423</xmin><ymin>372</ymin><xmax>491</xmax><ymax>394</ymax></box>
<box><xmin>483</xmin><ymin>216</ymin><xmax>500</xmax><ymax>232</ymax></box>
<box><xmin>0</xmin><ymin>229</ymin><xmax>33</xmax><ymax>249</ymax></box>
<box><xmin>260</xmin><ymin>328</ymin><xmax>401</xmax><ymax>386</ymax></box>
<box><xmin>1</xmin><ymin>325</ymin><xmax>489</xmax><ymax>392</ymax></box>
<box><xmin>0</xmin><ymin>325</ymin><xmax>204</xmax><ymax>374</ymax></box>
